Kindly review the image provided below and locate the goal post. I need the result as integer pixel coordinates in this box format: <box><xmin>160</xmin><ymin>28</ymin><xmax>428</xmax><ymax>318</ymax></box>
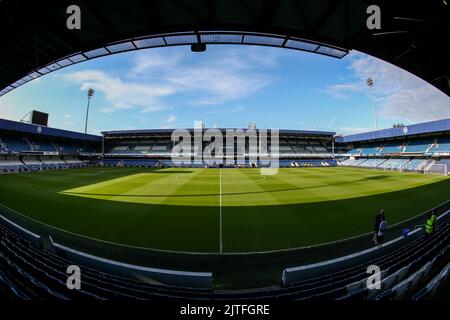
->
<box><xmin>424</xmin><ymin>163</ymin><xmax>448</xmax><ymax>176</ymax></box>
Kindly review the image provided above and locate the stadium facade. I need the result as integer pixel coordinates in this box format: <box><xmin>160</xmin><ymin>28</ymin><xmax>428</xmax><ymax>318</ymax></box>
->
<box><xmin>0</xmin><ymin>118</ymin><xmax>100</xmax><ymax>172</ymax></box>
<box><xmin>338</xmin><ymin>118</ymin><xmax>450</xmax><ymax>174</ymax></box>
<box><xmin>101</xmin><ymin>128</ymin><xmax>336</xmax><ymax>168</ymax></box>
<box><xmin>2</xmin><ymin>116</ymin><xmax>449</xmax><ymax>174</ymax></box>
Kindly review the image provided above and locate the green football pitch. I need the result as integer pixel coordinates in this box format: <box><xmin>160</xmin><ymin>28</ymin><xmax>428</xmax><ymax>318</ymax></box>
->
<box><xmin>0</xmin><ymin>167</ymin><xmax>448</xmax><ymax>253</ymax></box>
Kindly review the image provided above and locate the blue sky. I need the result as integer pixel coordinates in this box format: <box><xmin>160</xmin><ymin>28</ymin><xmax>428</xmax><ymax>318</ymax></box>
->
<box><xmin>0</xmin><ymin>45</ymin><xmax>449</xmax><ymax>136</ymax></box>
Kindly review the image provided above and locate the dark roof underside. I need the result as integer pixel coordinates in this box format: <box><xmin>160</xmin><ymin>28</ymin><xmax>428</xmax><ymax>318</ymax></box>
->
<box><xmin>0</xmin><ymin>0</ymin><xmax>449</xmax><ymax>97</ymax></box>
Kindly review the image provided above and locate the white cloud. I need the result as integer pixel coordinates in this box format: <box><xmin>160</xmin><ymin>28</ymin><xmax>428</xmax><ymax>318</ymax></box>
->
<box><xmin>165</xmin><ymin>114</ymin><xmax>177</xmax><ymax>124</ymax></box>
<box><xmin>129</xmin><ymin>52</ymin><xmax>183</xmax><ymax>76</ymax></box>
<box><xmin>325</xmin><ymin>82</ymin><xmax>362</xmax><ymax>100</ymax></box>
<box><xmin>61</xmin><ymin>48</ymin><xmax>279</xmax><ymax>114</ymax></box>
<box><xmin>166</xmin><ymin>67</ymin><xmax>269</xmax><ymax>105</ymax></box>
<box><xmin>62</xmin><ymin>70</ymin><xmax>174</xmax><ymax>113</ymax></box>
<box><xmin>326</xmin><ymin>51</ymin><xmax>450</xmax><ymax>123</ymax></box>
<box><xmin>29</xmin><ymin>78</ymin><xmax>41</xmax><ymax>85</ymax></box>
<box><xmin>381</xmin><ymin>85</ymin><xmax>450</xmax><ymax>123</ymax></box>
<box><xmin>230</xmin><ymin>105</ymin><xmax>245</xmax><ymax>113</ymax></box>
<box><xmin>159</xmin><ymin>114</ymin><xmax>179</xmax><ymax>129</ymax></box>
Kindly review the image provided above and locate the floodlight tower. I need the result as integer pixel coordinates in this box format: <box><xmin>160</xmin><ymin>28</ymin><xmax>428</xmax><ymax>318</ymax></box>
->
<box><xmin>366</xmin><ymin>78</ymin><xmax>378</xmax><ymax>130</ymax></box>
<box><xmin>84</xmin><ymin>88</ymin><xmax>95</xmax><ymax>134</ymax></box>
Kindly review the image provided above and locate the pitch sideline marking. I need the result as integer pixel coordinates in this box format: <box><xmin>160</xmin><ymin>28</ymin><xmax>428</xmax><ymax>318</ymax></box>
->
<box><xmin>0</xmin><ymin>200</ymin><xmax>448</xmax><ymax>255</ymax></box>
<box><xmin>219</xmin><ymin>168</ymin><xmax>223</xmax><ymax>254</ymax></box>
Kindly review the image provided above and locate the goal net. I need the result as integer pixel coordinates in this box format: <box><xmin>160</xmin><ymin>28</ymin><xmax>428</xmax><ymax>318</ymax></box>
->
<box><xmin>424</xmin><ymin>164</ymin><xmax>448</xmax><ymax>176</ymax></box>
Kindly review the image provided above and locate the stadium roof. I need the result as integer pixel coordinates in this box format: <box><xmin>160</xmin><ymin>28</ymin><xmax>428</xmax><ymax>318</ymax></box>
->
<box><xmin>0</xmin><ymin>118</ymin><xmax>102</xmax><ymax>142</ymax></box>
<box><xmin>103</xmin><ymin>128</ymin><xmax>335</xmax><ymax>138</ymax></box>
<box><xmin>0</xmin><ymin>0</ymin><xmax>449</xmax><ymax>98</ymax></box>
<box><xmin>341</xmin><ymin>118</ymin><xmax>450</xmax><ymax>143</ymax></box>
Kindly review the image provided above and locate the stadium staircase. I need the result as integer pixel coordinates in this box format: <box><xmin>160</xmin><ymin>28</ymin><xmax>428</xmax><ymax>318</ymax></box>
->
<box><xmin>0</xmin><ymin>208</ymin><xmax>449</xmax><ymax>300</ymax></box>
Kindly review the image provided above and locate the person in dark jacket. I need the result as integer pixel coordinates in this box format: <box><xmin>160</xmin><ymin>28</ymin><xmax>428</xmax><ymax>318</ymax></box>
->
<box><xmin>373</xmin><ymin>209</ymin><xmax>385</xmax><ymax>244</ymax></box>
<box><xmin>377</xmin><ymin>216</ymin><xmax>387</xmax><ymax>247</ymax></box>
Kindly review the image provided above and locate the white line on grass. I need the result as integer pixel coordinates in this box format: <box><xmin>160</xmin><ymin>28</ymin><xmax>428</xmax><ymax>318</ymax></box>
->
<box><xmin>0</xmin><ymin>200</ymin><xmax>448</xmax><ymax>255</ymax></box>
<box><xmin>219</xmin><ymin>168</ymin><xmax>223</xmax><ymax>254</ymax></box>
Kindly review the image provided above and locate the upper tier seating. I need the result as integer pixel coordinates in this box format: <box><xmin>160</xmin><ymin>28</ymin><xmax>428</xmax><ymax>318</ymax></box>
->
<box><xmin>75</xmin><ymin>143</ymin><xmax>97</xmax><ymax>154</ymax></box>
<box><xmin>380</xmin><ymin>142</ymin><xmax>405</xmax><ymax>155</ymax></box>
<box><xmin>110</xmin><ymin>146</ymin><xmax>130</xmax><ymax>154</ymax></box>
<box><xmin>347</xmin><ymin>137</ymin><xmax>450</xmax><ymax>156</ymax></box>
<box><xmin>346</xmin><ymin>148</ymin><xmax>362</xmax><ymax>155</ymax></box>
<box><xmin>54</xmin><ymin>142</ymin><xmax>79</xmax><ymax>155</ymax></box>
<box><xmin>104</xmin><ymin>138</ymin><xmax>332</xmax><ymax>157</ymax></box>
<box><xmin>28</xmin><ymin>139</ymin><xmax>57</xmax><ymax>152</ymax></box>
<box><xmin>361</xmin><ymin>144</ymin><xmax>381</xmax><ymax>155</ymax></box>
<box><xmin>1</xmin><ymin>136</ymin><xmax>31</xmax><ymax>153</ymax></box>
<box><xmin>404</xmin><ymin>139</ymin><xmax>434</xmax><ymax>154</ymax></box>
<box><xmin>0</xmin><ymin>138</ymin><xmax>8</xmax><ymax>154</ymax></box>
<box><xmin>431</xmin><ymin>137</ymin><xmax>450</xmax><ymax>153</ymax></box>
<box><xmin>1</xmin><ymin>135</ymin><xmax>87</xmax><ymax>156</ymax></box>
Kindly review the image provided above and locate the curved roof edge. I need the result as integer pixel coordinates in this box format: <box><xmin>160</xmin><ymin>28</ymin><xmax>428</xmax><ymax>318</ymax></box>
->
<box><xmin>0</xmin><ymin>118</ymin><xmax>102</xmax><ymax>142</ymax></box>
<box><xmin>102</xmin><ymin>128</ymin><xmax>335</xmax><ymax>137</ymax></box>
<box><xmin>342</xmin><ymin>118</ymin><xmax>450</xmax><ymax>143</ymax></box>
<box><xmin>0</xmin><ymin>31</ymin><xmax>348</xmax><ymax>99</ymax></box>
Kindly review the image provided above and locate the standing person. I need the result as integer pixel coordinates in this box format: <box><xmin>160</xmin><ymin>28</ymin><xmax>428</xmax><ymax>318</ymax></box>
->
<box><xmin>373</xmin><ymin>210</ymin><xmax>384</xmax><ymax>244</ymax></box>
<box><xmin>377</xmin><ymin>216</ymin><xmax>387</xmax><ymax>247</ymax></box>
<box><xmin>425</xmin><ymin>210</ymin><xmax>438</xmax><ymax>238</ymax></box>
